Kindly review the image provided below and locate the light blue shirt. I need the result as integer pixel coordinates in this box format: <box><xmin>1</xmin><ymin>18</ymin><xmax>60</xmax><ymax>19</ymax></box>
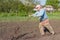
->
<box><xmin>32</xmin><ymin>8</ymin><xmax>48</xmax><ymax>22</ymax></box>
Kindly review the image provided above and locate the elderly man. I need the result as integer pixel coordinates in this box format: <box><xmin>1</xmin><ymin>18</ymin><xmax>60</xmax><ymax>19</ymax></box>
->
<box><xmin>29</xmin><ymin>5</ymin><xmax>55</xmax><ymax>36</ymax></box>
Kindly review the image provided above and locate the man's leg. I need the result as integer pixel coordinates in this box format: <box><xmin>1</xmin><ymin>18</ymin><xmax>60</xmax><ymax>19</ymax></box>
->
<box><xmin>44</xmin><ymin>23</ymin><xmax>55</xmax><ymax>35</ymax></box>
<box><xmin>39</xmin><ymin>23</ymin><xmax>45</xmax><ymax>35</ymax></box>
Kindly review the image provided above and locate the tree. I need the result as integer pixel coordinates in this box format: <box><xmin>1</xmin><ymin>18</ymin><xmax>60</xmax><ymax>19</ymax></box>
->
<box><xmin>46</xmin><ymin>0</ymin><xmax>59</xmax><ymax>9</ymax></box>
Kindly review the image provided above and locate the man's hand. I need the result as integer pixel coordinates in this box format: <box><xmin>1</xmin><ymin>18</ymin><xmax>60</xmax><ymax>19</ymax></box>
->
<box><xmin>29</xmin><ymin>15</ymin><xmax>32</xmax><ymax>17</ymax></box>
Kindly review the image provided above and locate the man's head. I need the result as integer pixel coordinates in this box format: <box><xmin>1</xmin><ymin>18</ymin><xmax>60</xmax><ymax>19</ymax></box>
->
<box><xmin>34</xmin><ymin>5</ymin><xmax>42</xmax><ymax>11</ymax></box>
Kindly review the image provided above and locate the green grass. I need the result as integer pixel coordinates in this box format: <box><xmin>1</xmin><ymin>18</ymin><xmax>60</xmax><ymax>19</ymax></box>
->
<box><xmin>47</xmin><ymin>12</ymin><xmax>60</xmax><ymax>19</ymax></box>
<box><xmin>0</xmin><ymin>12</ymin><xmax>60</xmax><ymax>22</ymax></box>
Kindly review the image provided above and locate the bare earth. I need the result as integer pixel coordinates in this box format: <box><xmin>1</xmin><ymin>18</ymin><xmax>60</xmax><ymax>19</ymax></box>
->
<box><xmin>0</xmin><ymin>20</ymin><xmax>60</xmax><ymax>40</ymax></box>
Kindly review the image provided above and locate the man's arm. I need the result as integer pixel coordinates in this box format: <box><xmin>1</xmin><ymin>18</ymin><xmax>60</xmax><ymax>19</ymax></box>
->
<box><xmin>32</xmin><ymin>9</ymin><xmax>44</xmax><ymax>17</ymax></box>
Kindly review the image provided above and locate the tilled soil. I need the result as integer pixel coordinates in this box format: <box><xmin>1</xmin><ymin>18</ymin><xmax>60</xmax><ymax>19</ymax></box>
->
<box><xmin>0</xmin><ymin>20</ymin><xmax>60</xmax><ymax>40</ymax></box>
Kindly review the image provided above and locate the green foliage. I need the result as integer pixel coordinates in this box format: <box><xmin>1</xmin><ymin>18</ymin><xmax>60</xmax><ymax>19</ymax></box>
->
<box><xmin>0</xmin><ymin>0</ymin><xmax>33</xmax><ymax>16</ymax></box>
<box><xmin>0</xmin><ymin>0</ymin><xmax>59</xmax><ymax>17</ymax></box>
<box><xmin>0</xmin><ymin>0</ymin><xmax>18</xmax><ymax>13</ymax></box>
<box><xmin>46</xmin><ymin>0</ymin><xmax>59</xmax><ymax>9</ymax></box>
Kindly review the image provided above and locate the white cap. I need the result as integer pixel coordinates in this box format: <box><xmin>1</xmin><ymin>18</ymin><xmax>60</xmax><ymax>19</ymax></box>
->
<box><xmin>33</xmin><ymin>5</ymin><xmax>41</xmax><ymax>11</ymax></box>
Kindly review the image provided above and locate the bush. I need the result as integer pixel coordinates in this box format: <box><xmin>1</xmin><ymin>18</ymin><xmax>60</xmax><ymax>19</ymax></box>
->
<box><xmin>0</xmin><ymin>0</ymin><xmax>33</xmax><ymax>16</ymax></box>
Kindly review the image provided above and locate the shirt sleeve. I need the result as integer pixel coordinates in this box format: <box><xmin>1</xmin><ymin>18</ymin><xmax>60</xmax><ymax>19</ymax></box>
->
<box><xmin>32</xmin><ymin>9</ymin><xmax>45</xmax><ymax>17</ymax></box>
